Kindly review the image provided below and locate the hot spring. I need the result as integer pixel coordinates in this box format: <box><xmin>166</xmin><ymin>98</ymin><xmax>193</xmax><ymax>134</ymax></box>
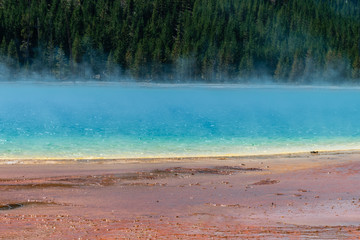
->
<box><xmin>0</xmin><ymin>83</ymin><xmax>360</xmax><ymax>160</ymax></box>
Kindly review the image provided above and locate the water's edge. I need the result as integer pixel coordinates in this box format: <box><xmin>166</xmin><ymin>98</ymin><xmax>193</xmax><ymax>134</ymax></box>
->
<box><xmin>1</xmin><ymin>149</ymin><xmax>359</xmax><ymax>165</ymax></box>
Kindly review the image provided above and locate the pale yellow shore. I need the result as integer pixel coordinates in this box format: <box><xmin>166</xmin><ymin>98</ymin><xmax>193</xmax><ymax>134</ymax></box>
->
<box><xmin>0</xmin><ymin>148</ymin><xmax>359</xmax><ymax>164</ymax></box>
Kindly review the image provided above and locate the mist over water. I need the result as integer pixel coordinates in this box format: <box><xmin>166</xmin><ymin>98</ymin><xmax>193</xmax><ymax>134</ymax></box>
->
<box><xmin>0</xmin><ymin>82</ymin><xmax>360</xmax><ymax>160</ymax></box>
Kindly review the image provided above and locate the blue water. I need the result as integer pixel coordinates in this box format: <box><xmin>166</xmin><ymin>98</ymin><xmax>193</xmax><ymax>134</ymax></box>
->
<box><xmin>0</xmin><ymin>83</ymin><xmax>360</xmax><ymax>159</ymax></box>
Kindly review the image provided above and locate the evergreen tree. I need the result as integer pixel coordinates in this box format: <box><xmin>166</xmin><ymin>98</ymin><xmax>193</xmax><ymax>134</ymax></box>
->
<box><xmin>106</xmin><ymin>51</ymin><xmax>116</xmax><ymax>76</ymax></box>
<box><xmin>54</xmin><ymin>45</ymin><xmax>68</xmax><ymax>79</ymax></box>
<box><xmin>274</xmin><ymin>54</ymin><xmax>291</xmax><ymax>81</ymax></box>
<box><xmin>72</xmin><ymin>35</ymin><xmax>82</xmax><ymax>69</ymax></box>
<box><xmin>0</xmin><ymin>37</ymin><xmax>6</xmax><ymax>56</ymax></box>
<box><xmin>352</xmin><ymin>55</ymin><xmax>360</xmax><ymax>80</ymax></box>
<box><xmin>289</xmin><ymin>50</ymin><xmax>305</xmax><ymax>81</ymax></box>
<box><xmin>7</xmin><ymin>39</ymin><xmax>19</xmax><ymax>69</ymax></box>
<box><xmin>45</xmin><ymin>40</ymin><xmax>56</xmax><ymax>73</ymax></box>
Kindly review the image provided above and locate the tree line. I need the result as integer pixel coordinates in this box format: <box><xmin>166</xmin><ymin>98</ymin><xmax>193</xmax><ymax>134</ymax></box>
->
<box><xmin>0</xmin><ymin>0</ymin><xmax>359</xmax><ymax>83</ymax></box>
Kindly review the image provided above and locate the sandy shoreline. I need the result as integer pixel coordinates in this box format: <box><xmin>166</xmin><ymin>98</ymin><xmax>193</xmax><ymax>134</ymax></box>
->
<box><xmin>1</xmin><ymin>148</ymin><xmax>360</xmax><ymax>164</ymax></box>
<box><xmin>1</xmin><ymin>151</ymin><xmax>360</xmax><ymax>239</ymax></box>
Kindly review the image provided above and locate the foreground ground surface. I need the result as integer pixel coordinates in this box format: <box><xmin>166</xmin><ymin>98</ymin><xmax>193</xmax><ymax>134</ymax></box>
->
<box><xmin>1</xmin><ymin>152</ymin><xmax>360</xmax><ymax>239</ymax></box>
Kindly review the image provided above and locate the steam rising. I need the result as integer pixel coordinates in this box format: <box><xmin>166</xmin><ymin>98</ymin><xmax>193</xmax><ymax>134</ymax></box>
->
<box><xmin>0</xmin><ymin>59</ymin><xmax>358</xmax><ymax>86</ymax></box>
<box><xmin>1</xmin><ymin>83</ymin><xmax>360</xmax><ymax>159</ymax></box>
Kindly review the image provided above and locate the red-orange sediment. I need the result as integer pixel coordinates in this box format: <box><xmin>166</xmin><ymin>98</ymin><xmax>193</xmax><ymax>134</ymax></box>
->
<box><xmin>0</xmin><ymin>152</ymin><xmax>360</xmax><ymax>239</ymax></box>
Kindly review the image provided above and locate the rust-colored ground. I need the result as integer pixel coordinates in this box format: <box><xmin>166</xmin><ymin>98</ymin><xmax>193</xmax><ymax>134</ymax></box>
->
<box><xmin>1</xmin><ymin>152</ymin><xmax>360</xmax><ymax>239</ymax></box>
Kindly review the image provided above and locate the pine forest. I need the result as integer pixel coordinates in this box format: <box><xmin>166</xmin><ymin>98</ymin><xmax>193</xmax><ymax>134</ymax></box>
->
<box><xmin>0</xmin><ymin>0</ymin><xmax>359</xmax><ymax>83</ymax></box>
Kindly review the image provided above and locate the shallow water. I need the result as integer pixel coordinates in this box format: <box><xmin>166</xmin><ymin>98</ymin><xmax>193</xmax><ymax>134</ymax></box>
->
<box><xmin>0</xmin><ymin>83</ymin><xmax>360</xmax><ymax>159</ymax></box>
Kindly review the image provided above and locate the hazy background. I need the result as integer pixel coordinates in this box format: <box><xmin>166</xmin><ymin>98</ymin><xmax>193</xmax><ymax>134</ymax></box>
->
<box><xmin>0</xmin><ymin>0</ymin><xmax>359</xmax><ymax>84</ymax></box>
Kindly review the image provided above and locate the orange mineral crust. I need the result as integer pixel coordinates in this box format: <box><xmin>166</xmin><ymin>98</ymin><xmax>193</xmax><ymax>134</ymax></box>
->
<box><xmin>0</xmin><ymin>152</ymin><xmax>360</xmax><ymax>239</ymax></box>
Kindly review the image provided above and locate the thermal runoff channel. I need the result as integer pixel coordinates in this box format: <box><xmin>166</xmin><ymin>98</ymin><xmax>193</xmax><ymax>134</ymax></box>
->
<box><xmin>0</xmin><ymin>83</ymin><xmax>360</xmax><ymax>160</ymax></box>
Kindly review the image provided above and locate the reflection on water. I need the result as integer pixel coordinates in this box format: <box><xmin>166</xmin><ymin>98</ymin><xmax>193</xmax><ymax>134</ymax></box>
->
<box><xmin>0</xmin><ymin>83</ymin><xmax>360</xmax><ymax>159</ymax></box>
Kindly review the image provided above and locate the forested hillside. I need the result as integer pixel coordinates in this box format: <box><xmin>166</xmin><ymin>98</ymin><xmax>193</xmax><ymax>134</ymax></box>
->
<box><xmin>0</xmin><ymin>0</ymin><xmax>359</xmax><ymax>82</ymax></box>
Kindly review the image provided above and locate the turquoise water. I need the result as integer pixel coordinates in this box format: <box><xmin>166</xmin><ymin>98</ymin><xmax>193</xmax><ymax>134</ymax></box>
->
<box><xmin>0</xmin><ymin>83</ymin><xmax>360</xmax><ymax>159</ymax></box>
